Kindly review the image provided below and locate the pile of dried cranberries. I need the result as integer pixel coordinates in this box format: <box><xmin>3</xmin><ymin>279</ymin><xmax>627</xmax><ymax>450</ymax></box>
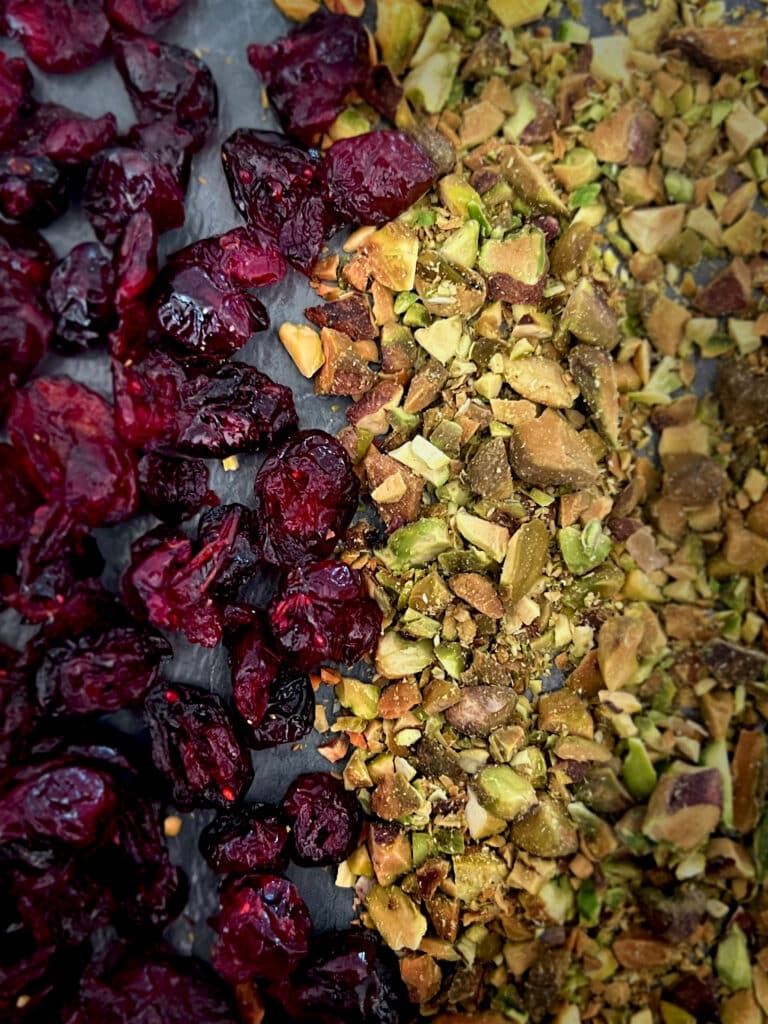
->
<box><xmin>0</xmin><ymin>3</ymin><xmax>438</xmax><ymax>1021</ymax></box>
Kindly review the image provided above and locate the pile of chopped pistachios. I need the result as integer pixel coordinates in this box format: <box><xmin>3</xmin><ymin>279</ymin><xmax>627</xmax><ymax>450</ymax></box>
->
<box><xmin>276</xmin><ymin>0</ymin><xmax>768</xmax><ymax>1020</ymax></box>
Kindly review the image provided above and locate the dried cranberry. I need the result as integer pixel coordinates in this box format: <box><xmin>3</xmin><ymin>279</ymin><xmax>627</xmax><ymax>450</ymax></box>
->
<box><xmin>176</xmin><ymin>360</ymin><xmax>298</xmax><ymax>456</ymax></box>
<box><xmin>304</xmin><ymin>293</ymin><xmax>376</xmax><ymax>340</ymax></box>
<box><xmin>83</xmin><ymin>147</ymin><xmax>186</xmax><ymax>245</ymax></box>
<box><xmin>198</xmin><ymin>504</ymin><xmax>261</xmax><ymax>597</ymax></box>
<box><xmin>281</xmin><ymin>772</ymin><xmax>361</xmax><ymax>867</ymax></box>
<box><xmin>14</xmin><ymin>103</ymin><xmax>118</xmax><ymax>165</ymax></box>
<box><xmin>145</xmin><ymin>683</ymin><xmax>253</xmax><ymax>810</ymax></box>
<box><xmin>247</xmin><ymin>9</ymin><xmax>370</xmax><ymax>146</ymax></box>
<box><xmin>0</xmin><ymin>220</ymin><xmax>54</xmax><ymax>290</ymax></box>
<box><xmin>0</xmin><ymin>759</ymin><xmax>118</xmax><ymax>850</ymax></box>
<box><xmin>221</xmin><ymin>128</ymin><xmax>333</xmax><ymax>273</ymax></box>
<box><xmin>5</xmin><ymin>0</ymin><xmax>111</xmax><ymax>73</ymax></box>
<box><xmin>0</xmin><ymin>645</ymin><xmax>39</xmax><ymax>777</ymax></box>
<box><xmin>0</xmin><ymin>53</ymin><xmax>34</xmax><ymax>145</ymax></box>
<box><xmin>123</xmin><ymin>520</ymin><xmax>232</xmax><ymax>648</ymax></box>
<box><xmin>0</xmin><ymin>446</ymin><xmax>38</xmax><ymax>549</ymax></box>
<box><xmin>112</xmin><ymin>350</ymin><xmax>188</xmax><ymax>450</ymax></box>
<box><xmin>211</xmin><ymin>874</ymin><xmax>311</xmax><ymax>983</ymax></box>
<box><xmin>70</xmin><ymin>948</ymin><xmax>238</xmax><ymax>1024</ymax></box>
<box><xmin>7</xmin><ymin>377</ymin><xmax>138</xmax><ymax>526</ymax></box>
<box><xmin>109</xmin><ymin>299</ymin><xmax>151</xmax><ymax>360</ymax></box>
<box><xmin>250</xmin><ymin>667</ymin><xmax>314</xmax><ymax>750</ymax></box>
<box><xmin>284</xmin><ymin>931</ymin><xmax>409</xmax><ymax>1024</ymax></box>
<box><xmin>35</xmin><ymin>626</ymin><xmax>171</xmax><ymax>717</ymax></box>
<box><xmin>115</xmin><ymin>210</ymin><xmax>158</xmax><ymax>308</ymax></box>
<box><xmin>0</xmin><ymin>152</ymin><xmax>68</xmax><ymax>225</ymax></box>
<box><xmin>199</xmin><ymin>805</ymin><xmax>290</xmax><ymax>875</ymax></box>
<box><xmin>106</xmin><ymin>0</ymin><xmax>188</xmax><ymax>34</ymax></box>
<box><xmin>114</xmin><ymin>35</ymin><xmax>217</xmax><ymax>151</ymax></box>
<box><xmin>254</xmin><ymin>430</ymin><xmax>358</xmax><ymax>567</ymax></box>
<box><xmin>359</xmin><ymin>63</ymin><xmax>403</xmax><ymax>124</ymax></box>
<box><xmin>268</xmin><ymin>560</ymin><xmax>382</xmax><ymax>671</ymax></box>
<box><xmin>321</xmin><ymin>131</ymin><xmax>438</xmax><ymax>227</ymax></box>
<box><xmin>226</xmin><ymin>611</ymin><xmax>280</xmax><ymax>729</ymax></box>
<box><xmin>46</xmin><ymin>241</ymin><xmax>117</xmax><ymax>351</ymax></box>
<box><xmin>138</xmin><ymin>452</ymin><xmax>216</xmax><ymax>523</ymax></box>
<box><xmin>128</xmin><ymin>118</ymin><xmax>195</xmax><ymax>188</ymax></box>
<box><xmin>0</xmin><ymin>281</ymin><xmax>51</xmax><ymax>417</ymax></box>
<box><xmin>152</xmin><ymin>230</ymin><xmax>278</xmax><ymax>359</ymax></box>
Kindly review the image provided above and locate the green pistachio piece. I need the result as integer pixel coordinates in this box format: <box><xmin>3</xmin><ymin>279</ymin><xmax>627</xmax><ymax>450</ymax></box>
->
<box><xmin>622</xmin><ymin>737</ymin><xmax>657</xmax><ymax>801</ymax></box>
<box><xmin>715</xmin><ymin>924</ymin><xmax>752</xmax><ymax>991</ymax></box>
<box><xmin>558</xmin><ymin>518</ymin><xmax>612</xmax><ymax>576</ymax></box>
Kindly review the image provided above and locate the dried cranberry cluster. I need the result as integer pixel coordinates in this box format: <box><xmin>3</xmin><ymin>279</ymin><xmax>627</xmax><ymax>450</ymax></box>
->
<box><xmin>0</xmin><ymin>4</ymin><xmax>418</xmax><ymax>1021</ymax></box>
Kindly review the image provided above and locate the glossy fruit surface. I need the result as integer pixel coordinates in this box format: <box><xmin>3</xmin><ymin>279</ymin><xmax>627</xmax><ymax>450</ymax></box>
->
<box><xmin>281</xmin><ymin>772</ymin><xmax>361</xmax><ymax>866</ymax></box>
<box><xmin>199</xmin><ymin>805</ymin><xmax>290</xmax><ymax>874</ymax></box>
<box><xmin>5</xmin><ymin>0</ymin><xmax>111</xmax><ymax>73</ymax></box>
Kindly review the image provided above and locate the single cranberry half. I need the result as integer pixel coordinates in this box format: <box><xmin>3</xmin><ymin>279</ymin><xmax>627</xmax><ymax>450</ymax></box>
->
<box><xmin>199</xmin><ymin>805</ymin><xmax>290</xmax><ymax>875</ymax></box>
<box><xmin>281</xmin><ymin>772</ymin><xmax>361</xmax><ymax>867</ymax></box>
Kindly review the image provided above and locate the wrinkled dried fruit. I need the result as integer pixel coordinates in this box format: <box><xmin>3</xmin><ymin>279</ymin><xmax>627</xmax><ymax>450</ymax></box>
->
<box><xmin>248</xmin><ymin>667</ymin><xmax>315</xmax><ymax>749</ymax></box>
<box><xmin>145</xmin><ymin>683</ymin><xmax>253</xmax><ymax>810</ymax></box>
<box><xmin>0</xmin><ymin>152</ymin><xmax>68</xmax><ymax>225</ymax></box>
<box><xmin>268</xmin><ymin>559</ymin><xmax>382</xmax><ymax>670</ymax></box>
<box><xmin>5</xmin><ymin>0</ymin><xmax>111</xmax><ymax>73</ymax></box>
<box><xmin>282</xmin><ymin>771</ymin><xmax>362</xmax><ymax>866</ymax></box>
<box><xmin>226</xmin><ymin>611</ymin><xmax>280</xmax><ymax>729</ymax></box>
<box><xmin>199</xmin><ymin>805</ymin><xmax>290</xmax><ymax>874</ymax></box>
<box><xmin>0</xmin><ymin>220</ymin><xmax>54</xmax><ymax>290</ymax></box>
<box><xmin>0</xmin><ymin>278</ymin><xmax>52</xmax><ymax>415</ymax></box>
<box><xmin>212</xmin><ymin>874</ymin><xmax>311</xmax><ymax>983</ymax></box>
<box><xmin>138</xmin><ymin>452</ymin><xmax>216</xmax><ymax>524</ymax></box>
<box><xmin>46</xmin><ymin>241</ymin><xmax>116</xmax><ymax>351</ymax></box>
<box><xmin>254</xmin><ymin>429</ymin><xmax>359</xmax><ymax>566</ymax></box>
<box><xmin>105</xmin><ymin>0</ymin><xmax>187</xmax><ymax>34</ymax></box>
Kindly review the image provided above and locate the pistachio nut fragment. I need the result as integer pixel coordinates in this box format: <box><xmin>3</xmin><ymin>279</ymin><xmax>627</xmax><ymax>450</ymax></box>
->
<box><xmin>643</xmin><ymin>767</ymin><xmax>723</xmax><ymax>850</ymax></box>
<box><xmin>444</xmin><ymin>685</ymin><xmax>517</xmax><ymax>737</ymax></box>
<box><xmin>567</xmin><ymin>346</ymin><xmax>619</xmax><ymax>446</ymax></box>
<box><xmin>366</xmin><ymin>883</ymin><xmax>428</xmax><ymax>951</ymax></box>
<box><xmin>509</xmin><ymin>409</ymin><xmax>599</xmax><ymax>490</ymax></box>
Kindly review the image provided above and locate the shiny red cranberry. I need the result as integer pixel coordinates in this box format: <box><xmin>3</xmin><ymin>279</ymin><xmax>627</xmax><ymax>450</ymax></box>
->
<box><xmin>197</xmin><ymin>505</ymin><xmax>261</xmax><ymax>598</ymax></box>
<box><xmin>112</xmin><ymin>350</ymin><xmax>189</xmax><ymax>450</ymax></box>
<box><xmin>128</xmin><ymin>117</ymin><xmax>196</xmax><ymax>188</ymax></box>
<box><xmin>0</xmin><ymin>220</ymin><xmax>54</xmax><ymax>290</ymax></box>
<box><xmin>152</xmin><ymin>230</ymin><xmax>278</xmax><ymax>360</ymax></box>
<box><xmin>105</xmin><ymin>0</ymin><xmax>187</xmax><ymax>34</ymax></box>
<box><xmin>138</xmin><ymin>452</ymin><xmax>217</xmax><ymax>524</ymax></box>
<box><xmin>7</xmin><ymin>376</ymin><xmax>138</xmax><ymax>527</ymax></box>
<box><xmin>0</xmin><ymin>152</ymin><xmax>68</xmax><ymax>225</ymax></box>
<box><xmin>35</xmin><ymin>626</ymin><xmax>171</xmax><ymax>716</ymax></box>
<box><xmin>72</xmin><ymin>949</ymin><xmax>239</xmax><ymax>1024</ymax></box>
<box><xmin>268</xmin><ymin>560</ymin><xmax>382</xmax><ymax>671</ymax></box>
<box><xmin>83</xmin><ymin>147</ymin><xmax>186</xmax><ymax>245</ymax></box>
<box><xmin>46</xmin><ymin>241</ymin><xmax>116</xmax><ymax>351</ymax></box>
<box><xmin>5</xmin><ymin>0</ymin><xmax>111</xmax><ymax>73</ymax></box>
<box><xmin>145</xmin><ymin>683</ymin><xmax>253</xmax><ymax>810</ymax></box>
<box><xmin>200</xmin><ymin>805</ymin><xmax>290</xmax><ymax>875</ymax></box>
<box><xmin>0</xmin><ymin>758</ymin><xmax>118</xmax><ymax>849</ymax></box>
<box><xmin>0</xmin><ymin>644</ymin><xmax>39</xmax><ymax>777</ymax></box>
<box><xmin>281</xmin><ymin>772</ymin><xmax>361</xmax><ymax>867</ymax></box>
<box><xmin>254</xmin><ymin>430</ymin><xmax>358</xmax><ymax>567</ymax></box>
<box><xmin>115</xmin><ymin>210</ymin><xmax>158</xmax><ymax>309</ymax></box>
<box><xmin>321</xmin><ymin>131</ymin><xmax>438</xmax><ymax>227</ymax></box>
<box><xmin>0</xmin><ymin>444</ymin><xmax>38</xmax><ymax>549</ymax></box>
<box><xmin>211</xmin><ymin>874</ymin><xmax>311</xmax><ymax>983</ymax></box>
<box><xmin>226</xmin><ymin>611</ymin><xmax>280</xmax><ymax>729</ymax></box>
<box><xmin>114</xmin><ymin>35</ymin><xmax>217</xmax><ymax>151</ymax></box>
<box><xmin>247</xmin><ymin>9</ymin><xmax>370</xmax><ymax>146</ymax></box>
<box><xmin>15</xmin><ymin>103</ymin><xmax>118</xmax><ymax>164</ymax></box>
<box><xmin>249</xmin><ymin>667</ymin><xmax>314</xmax><ymax>750</ymax></box>
<box><xmin>0</xmin><ymin>279</ymin><xmax>52</xmax><ymax>416</ymax></box>
<box><xmin>221</xmin><ymin>128</ymin><xmax>333</xmax><ymax>274</ymax></box>
<box><xmin>284</xmin><ymin>930</ymin><xmax>410</xmax><ymax>1024</ymax></box>
<box><xmin>0</xmin><ymin>53</ymin><xmax>34</xmax><ymax>145</ymax></box>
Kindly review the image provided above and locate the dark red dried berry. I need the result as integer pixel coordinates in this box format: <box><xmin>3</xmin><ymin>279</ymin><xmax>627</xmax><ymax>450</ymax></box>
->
<box><xmin>359</xmin><ymin>63</ymin><xmax>403</xmax><ymax>124</ymax></box>
<box><xmin>305</xmin><ymin>293</ymin><xmax>376</xmax><ymax>340</ymax></box>
<box><xmin>0</xmin><ymin>279</ymin><xmax>52</xmax><ymax>416</ymax></box>
<box><xmin>128</xmin><ymin>117</ymin><xmax>196</xmax><ymax>189</ymax></box>
<box><xmin>46</xmin><ymin>241</ymin><xmax>116</xmax><ymax>351</ymax></box>
<box><xmin>226</xmin><ymin>611</ymin><xmax>280</xmax><ymax>729</ymax></box>
<box><xmin>0</xmin><ymin>445</ymin><xmax>38</xmax><ymax>549</ymax></box>
<box><xmin>70</xmin><ymin>948</ymin><xmax>238</xmax><ymax>1024</ymax></box>
<box><xmin>5</xmin><ymin>0</ymin><xmax>111</xmax><ymax>74</ymax></box>
<box><xmin>248</xmin><ymin>667</ymin><xmax>314</xmax><ymax>750</ymax></box>
<box><xmin>221</xmin><ymin>128</ymin><xmax>333</xmax><ymax>274</ymax></box>
<box><xmin>268</xmin><ymin>560</ymin><xmax>382</xmax><ymax>671</ymax></box>
<box><xmin>197</xmin><ymin>504</ymin><xmax>261</xmax><ymax>598</ymax></box>
<box><xmin>321</xmin><ymin>131</ymin><xmax>438</xmax><ymax>227</ymax></box>
<box><xmin>115</xmin><ymin>210</ymin><xmax>158</xmax><ymax>309</ymax></box>
<box><xmin>0</xmin><ymin>152</ymin><xmax>68</xmax><ymax>225</ymax></box>
<box><xmin>112</xmin><ymin>350</ymin><xmax>188</xmax><ymax>450</ymax></box>
<box><xmin>199</xmin><ymin>805</ymin><xmax>290</xmax><ymax>875</ymax></box>
<box><xmin>0</xmin><ymin>220</ymin><xmax>54</xmax><ymax>290</ymax></box>
<box><xmin>35</xmin><ymin>626</ymin><xmax>171</xmax><ymax>717</ymax></box>
<box><xmin>281</xmin><ymin>772</ymin><xmax>361</xmax><ymax>867</ymax></box>
<box><xmin>254</xmin><ymin>430</ymin><xmax>359</xmax><ymax>567</ymax></box>
<box><xmin>114</xmin><ymin>35</ymin><xmax>217</xmax><ymax>151</ymax></box>
<box><xmin>0</xmin><ymin>53</ymin><xmax>35</xmax><ymax>145</ymax></box>
<box><xmin>7</xmin><ymin>377</ymin><xmax>138</xmax><ymax>527</ymax></box>
<box><xmin>0</xmin><ymin>645</ymin><xmax>39</xmax><ymax>777</ymax></box>
<box><xmin>0</xmin><ymin>759</ymin><xmax>118</xmax><ymax>849</ymax></box>
<box><xmin>15</xmin><ymin>103</ymin><xmax>118</xmax><ymax>164</ymax></box>
<box><xmin>106</xmin><ymin>0</ymin><xmax>188</xmax><ymax>35</ymax></box>
<box><xmin>138</xmin><ymin>452</ymin><xmax>217</xmax><ymax>524</ymax></box>
<box><xmin>83</xmin><ymin>147</ymin><xmax>186</xmax><ymax>245</ymax></box>
<box><xmin>211</xmin><ymin>874</ymin><xmax>311</xmax><ymax>983</ymax></box>
<box><xmin>247</xmin><ymin>9</ymin><xmax>370</xmax><ymax>146</ymax></box>
<box><xmin>152</xmin><ymin>229</ymin><xmax>281</xmax><ymax>359</ymax></box>
<box><xmin>145</xmin><ymin>683</ymin><xmax>253</xmax><ymax>810</ymax></box>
